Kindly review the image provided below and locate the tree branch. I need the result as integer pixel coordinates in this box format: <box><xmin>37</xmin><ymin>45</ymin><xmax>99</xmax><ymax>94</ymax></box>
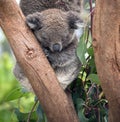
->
<box><xmin>0</xmin><ymin>0</ymin><xmax>79</xmax><ymax>122</ymax></box>
<box><xmin>93</xmin><ymin>0</ymin><xmax>120</xmax><ymax>121</ymax></box>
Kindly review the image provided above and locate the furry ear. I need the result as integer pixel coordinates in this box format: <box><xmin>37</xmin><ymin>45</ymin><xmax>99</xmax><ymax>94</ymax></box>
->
<box><xmin>67</xmin><ymin>11</ymin><xmax>84</xmax><ymax>29</ymax></box>
<box><xmin>26</xmin><ymin>12</ymin><xmax>43</xmax><ymax>30</ymax></box>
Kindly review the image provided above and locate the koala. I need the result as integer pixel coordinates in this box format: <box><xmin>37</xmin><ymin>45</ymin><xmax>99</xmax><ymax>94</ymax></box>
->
<box><xmin>13</xmin><ymin>1</ymin><xmax>84</xmax><ymax>91</ymax></box>
<box><xmin>20</xmin><ymin>0</ymin><xmax>81</xmax><ymax>16</ymax></box>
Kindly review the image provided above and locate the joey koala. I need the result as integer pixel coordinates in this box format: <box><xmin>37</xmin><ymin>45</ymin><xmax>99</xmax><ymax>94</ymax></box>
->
<box><xmin>14</xmin><ymin>1</ymin><xmax>84</xmax><ymax>90</ymax></box>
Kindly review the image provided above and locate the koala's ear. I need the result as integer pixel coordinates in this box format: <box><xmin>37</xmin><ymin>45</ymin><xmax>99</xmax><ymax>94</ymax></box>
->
<box><xmin>26</xmin><ymin>13</ymin><xmax>43</xmax><ymax>30</ymax></box>
<box><xmin>67</xmin><ymin>11</ymin><xmax>84</xmax><ymax>29</ymax></box>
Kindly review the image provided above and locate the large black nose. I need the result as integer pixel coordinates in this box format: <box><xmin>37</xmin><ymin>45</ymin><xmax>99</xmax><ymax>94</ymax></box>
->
<box><xmin>52</xmin><ymin>43</ymin><xmax>61</xmax><ymax>52</ymax></box>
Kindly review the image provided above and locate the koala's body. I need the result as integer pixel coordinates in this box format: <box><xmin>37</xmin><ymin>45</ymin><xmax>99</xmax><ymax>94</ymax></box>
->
<box><xmin>14</xmin><ymin>0</ymin><xmax>84</xmax><ymax>90</ymax></box>
<box><xmin>20</xmin><ymin>0</ymin><xmax>81</xmax><ymax>16</ymax></box>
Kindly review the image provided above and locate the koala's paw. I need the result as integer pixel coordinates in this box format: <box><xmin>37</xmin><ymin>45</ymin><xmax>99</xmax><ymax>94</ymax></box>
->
<box><xmin>13</xmin><ymin>63</ymin><xmax>33</xmax><ymax>92</ymax></box>
<box><xmin>42</xmin><ymin>47</ymin><xmax>50</xmax><ymax>57</ymax></box>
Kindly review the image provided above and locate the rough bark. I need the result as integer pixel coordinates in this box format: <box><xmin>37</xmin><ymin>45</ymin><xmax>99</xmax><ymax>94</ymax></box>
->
<box><xmin>0</xmin><ymin>0</ymin><xmax>79</xmax><ymax>122</ymax></box>
<box><xmin>93</xmin><ymin>0</ymin><xmax>120</xmax><ymax>122</ymax></box>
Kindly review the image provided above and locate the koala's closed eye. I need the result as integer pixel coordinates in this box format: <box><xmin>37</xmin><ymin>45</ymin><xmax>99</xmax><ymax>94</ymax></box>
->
<box><xmin>41</xmin><ymin>36</ymin><xmax>48</xmax><ymax>40</ymax></box>
<box><xmin>62</xmin><ymin>35</ymin><xmax>69</xmax><ymax>42</ymax></box>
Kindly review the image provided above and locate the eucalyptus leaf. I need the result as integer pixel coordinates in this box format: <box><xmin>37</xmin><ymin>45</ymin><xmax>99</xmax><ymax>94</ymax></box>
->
<box><xmin>37</xmin><ymin>104</ymin><xmax>47</xmax><ymax>122</ymax></box>
<box><xmin>76</xmin><ymin>98</ymin><xmax>89</xmax><ymax>122</ymax></box>
<box><xmin>15</xmin><ymin>108</ymin><xmax>37</xmax><ymax>122</ymax></box>
<box><xmin>87</xmin><ymin>74</ymin><xmax>100</xmax><ymax>85</ymax></box>
<box><xmin>4</xmin><ymin>87</ymin><xmax>29</xmax><ymax>102</ymax></box>
<box><xmin>77</xmin><ymin>39</ymin><xmax>87</xmax><ymax>65</ymax></box>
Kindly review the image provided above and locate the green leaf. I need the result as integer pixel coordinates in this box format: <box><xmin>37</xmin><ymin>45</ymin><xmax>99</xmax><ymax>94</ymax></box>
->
<box><xmin>87</xmin><ymin>47</ymin><xmax>94</xmax><ymax>57</ymax></box>
<box><xmin>0</xmin><ymin>109</ymin><xmax>18</xmax><ymax>122</ymax></box>
<box><xmin>77</xmin><ymin>39</ymin><xmax>87</xmax><ymax>65</ymax></box>
<box><xmin>15</xmin><ymin>108</ymin><xmax>37</xmax><ymax>122</ymax></box>
<box><xmin>76</xmin><ymin>98</ymin><xmax>89</xmax><ymax>122</ymax></box>
<box><xmin>3</xmin><ymin>87</ymin><xmax>29</xmax><ymax>102</ymax></box>
<box><xmin>87</xmin><ymin>74</ymin><xmax>100</xmax><ymax>85</ymax></box>
<box><xmin>37</xmin><ymin>104</ymin><xmax>47</xmax><ymax>122</ymax></box>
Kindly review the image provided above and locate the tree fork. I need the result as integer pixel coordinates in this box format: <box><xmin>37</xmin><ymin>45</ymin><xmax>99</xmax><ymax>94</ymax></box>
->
<box><xmin>0</xmin><ymin>0</ymin><xmax>79</xmax><ymax>122</ymax></box>
<box><xmin>93</xmin><ymin>0</ymin><xmax>120</xmax><ymax>121</ymax></box>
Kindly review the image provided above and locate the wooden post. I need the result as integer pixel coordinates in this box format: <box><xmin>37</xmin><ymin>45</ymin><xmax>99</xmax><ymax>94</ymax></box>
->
<box><xmin>0</xmin><ymin>0</ymin><xmax>79</xmax><ymax>122</ymax></box>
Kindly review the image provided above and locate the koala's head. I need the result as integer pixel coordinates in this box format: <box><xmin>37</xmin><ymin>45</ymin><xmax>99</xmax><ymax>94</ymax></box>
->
<box><xmin>26</xmin><ymin>9</ymin><xmax>84</xmax><ymax>52</ymax></box>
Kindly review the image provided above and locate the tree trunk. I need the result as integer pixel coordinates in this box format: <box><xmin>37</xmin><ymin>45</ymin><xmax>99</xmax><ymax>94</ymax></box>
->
<box><xmin>93</xmin><ymin>0</ymin><xmax>120</xmax><ymax>121</ymax></box>
<box><xmin>0</xmin><ymin>0</ymin><xmax>79</xmax><ymax>122</ymax></box>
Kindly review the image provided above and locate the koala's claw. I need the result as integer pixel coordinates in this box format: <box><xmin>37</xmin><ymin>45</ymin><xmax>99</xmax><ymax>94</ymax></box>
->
<box><xmin>42</xmin><ymin>48</ymin><xmax>50</xmax><ymax>57</ymax></box>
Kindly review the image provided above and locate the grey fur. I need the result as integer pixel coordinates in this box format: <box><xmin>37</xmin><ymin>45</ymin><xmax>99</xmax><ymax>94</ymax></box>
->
<box><xmin>20</xmin><ymin>0</ymin><xmax>81</xmax><ymax>16</ymax></box>
<box><xmin>14</xmin><ymin>1</ymin><xmax>84</xmax><ymax>90</ymax></box>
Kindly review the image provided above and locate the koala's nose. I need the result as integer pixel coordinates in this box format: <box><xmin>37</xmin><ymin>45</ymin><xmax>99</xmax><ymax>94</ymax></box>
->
<box><xmin>52</xmin><ymin>43</ymin><xmax>61</xmax><ymax>52</ymax></box>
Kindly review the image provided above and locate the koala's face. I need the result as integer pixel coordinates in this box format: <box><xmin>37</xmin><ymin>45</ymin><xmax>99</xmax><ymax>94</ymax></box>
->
<box><xmin>26</xmin><ymin>9</ymin><xmax>84</xmax><ymax>52</ymax></box>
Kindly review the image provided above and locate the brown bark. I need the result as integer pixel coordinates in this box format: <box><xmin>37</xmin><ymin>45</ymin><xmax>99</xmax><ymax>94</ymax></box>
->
<box><xmin>0</xmin><ymin>0</ymin><xmax>79</xmax><ymax>122</ymax></box>
<box><xmin>93</xmin><ymin>0</ymin><xmax>120</xmax><ymax>122</ymax></box>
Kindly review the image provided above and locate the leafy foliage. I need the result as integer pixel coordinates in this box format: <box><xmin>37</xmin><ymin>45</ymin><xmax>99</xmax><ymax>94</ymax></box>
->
<box><xmin>0</xmin><ymin>53</ymin><xmax>37</xmax><ymax>122</ymax></box>
<box><xmin>70</xmin><ymin>0</ymin><xmax>108</xmax><ymax>121</ymax></box>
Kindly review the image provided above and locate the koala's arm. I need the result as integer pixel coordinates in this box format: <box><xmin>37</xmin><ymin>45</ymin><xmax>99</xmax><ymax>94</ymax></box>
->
<box><xmin>13</xmin><ymin>62</ymin><xmax>33</xmax><ymax>91</ymax></box>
